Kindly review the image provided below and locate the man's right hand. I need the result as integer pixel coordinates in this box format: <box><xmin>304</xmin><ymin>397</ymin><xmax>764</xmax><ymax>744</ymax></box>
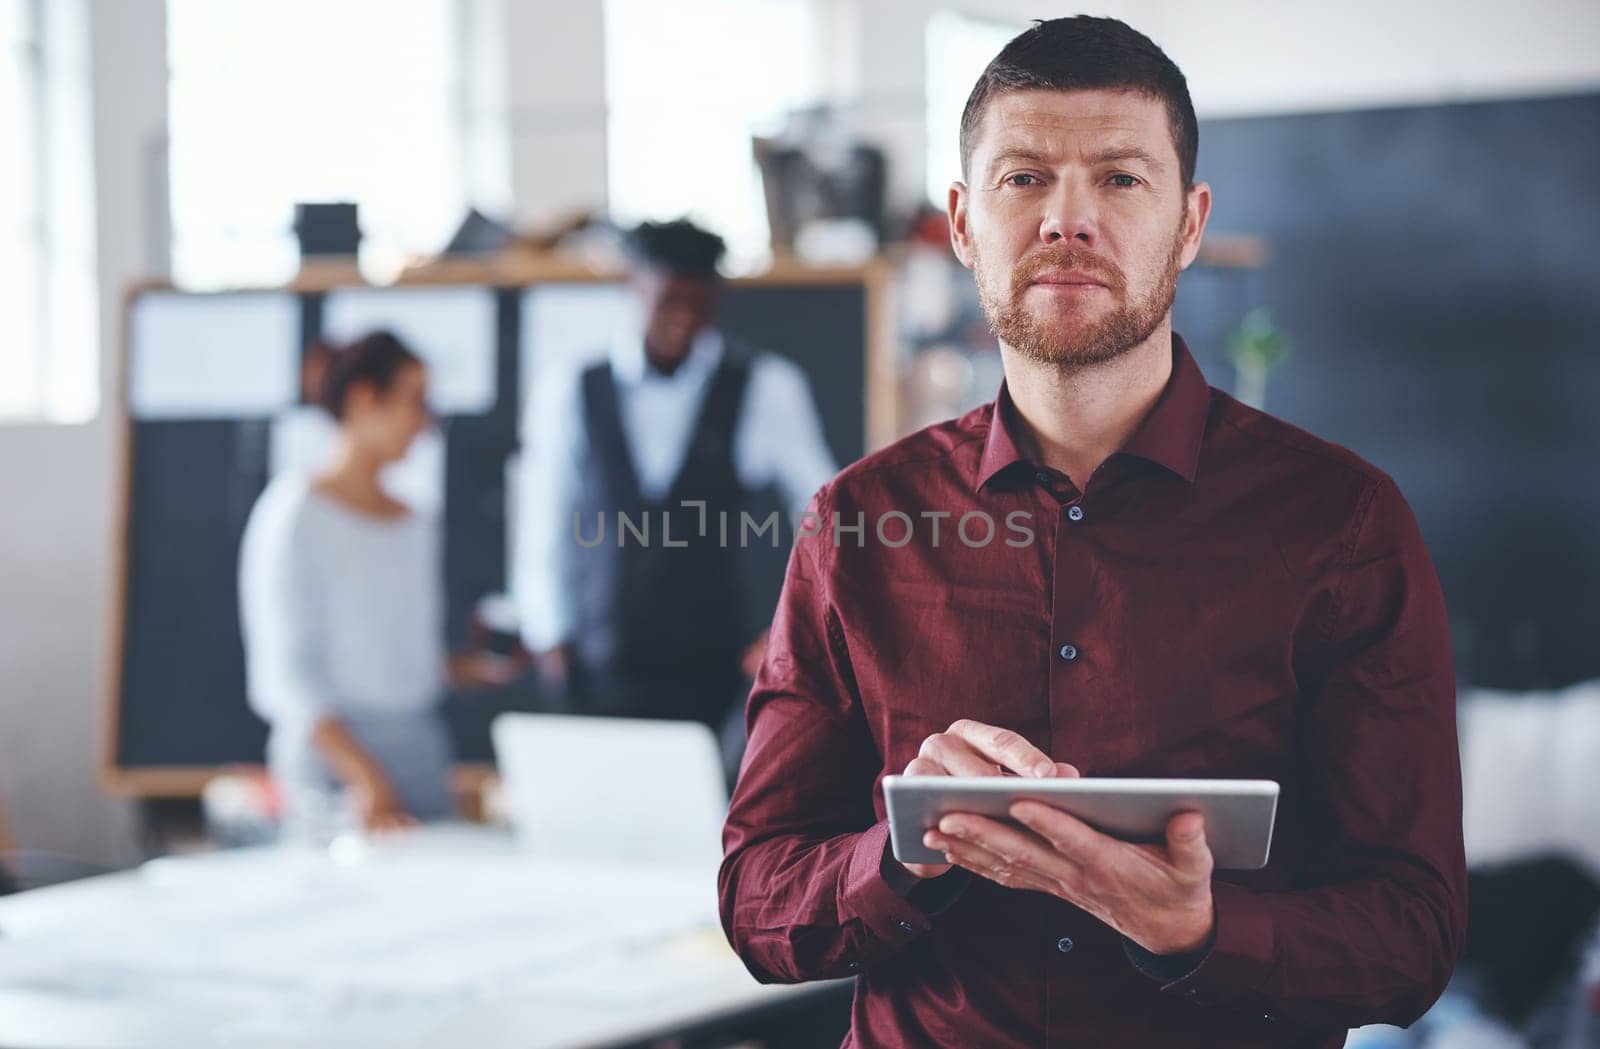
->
<box><xmin>535</xmin><ymin>643</ymin><xmax>573</xmax><ymax>688</ymax></box>
<box><xmin>896</xmin><ymin>719</ymin><xmax>1079</xmax><ymax>879</ymax></box>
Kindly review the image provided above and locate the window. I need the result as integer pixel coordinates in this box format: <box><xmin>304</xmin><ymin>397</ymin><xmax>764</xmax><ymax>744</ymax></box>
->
<box><xmin>0</xmin><ymin>0</ymin><xmax>98</xmax><ymax>424</ymax></box>
<box><xmin>166</xmin><ymin>0</ymin><xmax>466</xmax><ymax>288</ymax></box>
<box><xmin>604</xmin><ymin>0</ymin><xmax>822</xmax><ymax>273</ymax></box>
<box><xmin>924</xmin><ymin>11</ymin><xmax>1022</xmax><ymax>207</ymax></box>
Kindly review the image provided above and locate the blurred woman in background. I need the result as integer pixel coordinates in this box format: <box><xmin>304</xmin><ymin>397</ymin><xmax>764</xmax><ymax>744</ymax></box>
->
<box><xmin>239</xmin><ymin>331</ymin><xmax>465</xmax><ymax>835</ymax></box>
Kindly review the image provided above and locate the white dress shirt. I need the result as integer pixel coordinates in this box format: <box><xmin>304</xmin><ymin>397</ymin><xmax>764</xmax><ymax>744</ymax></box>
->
<box><xmin>515</xmin><ymin>328</ymin><xmax>838</xmax><ymax>651</ymax></box>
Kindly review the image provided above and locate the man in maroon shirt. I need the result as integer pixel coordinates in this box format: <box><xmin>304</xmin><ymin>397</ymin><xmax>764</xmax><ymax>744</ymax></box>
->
<box><xmin>719</xmin><ymin>15</ymin><xmax>1466</xmax><ymax>1049</ymax></box>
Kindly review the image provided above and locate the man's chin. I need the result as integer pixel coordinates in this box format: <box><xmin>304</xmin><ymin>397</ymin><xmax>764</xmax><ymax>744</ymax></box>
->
<box><xmin>1024</xmin><ymin>316</ymin><xmax>1102</xmax><ymax>350</ymax></box>
<box><xmin>1002</xmin><ymin>321</ymin><xmax>1135</xmax><ymax>366</ymax></box>
<box><xmin>1023</xmin><ymin>294</ymin><xmax>1112</xmax><ymax>327</ymax></box>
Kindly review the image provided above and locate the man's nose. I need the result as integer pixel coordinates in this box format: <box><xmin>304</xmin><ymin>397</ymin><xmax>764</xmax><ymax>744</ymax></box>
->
<box><xmin>1038</xmin><ymin>182</ymin><xmax>1099</xmax><ymax>249</ymax></box>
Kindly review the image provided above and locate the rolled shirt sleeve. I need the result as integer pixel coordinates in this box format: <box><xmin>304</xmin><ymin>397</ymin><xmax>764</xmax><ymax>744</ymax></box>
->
<box><xmin>734</xmin><ymin>354</ymin><xmax>839</xmax><ymax>518</ymax></box>
<box><xmin>515</xmin><ymin>371</ymin><xmax>587</xmax><ymax>653</ymax></box>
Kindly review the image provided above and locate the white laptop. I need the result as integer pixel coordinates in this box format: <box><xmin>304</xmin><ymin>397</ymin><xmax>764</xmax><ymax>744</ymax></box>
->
<box><xmin>490</xmin><ymin>713</ymin><xmax>729</xmax><ymax>875</ymax></box>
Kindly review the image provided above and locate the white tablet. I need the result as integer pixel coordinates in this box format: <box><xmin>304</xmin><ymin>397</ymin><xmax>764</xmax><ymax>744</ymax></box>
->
<box><xmin>884</xmin><ymin>776</ymin><xmax>1280</xmax><ymax>870</ymax></box>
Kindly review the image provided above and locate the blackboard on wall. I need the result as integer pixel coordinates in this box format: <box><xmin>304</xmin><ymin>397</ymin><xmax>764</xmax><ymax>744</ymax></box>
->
<box><xmin>108</xmin><ymin>268</ymin><xmax>883</xmax><ymax>791</ymax></box>
<box><xmin>1173</xmin><ymin>91</ymin><xmax>1600</xmax><ymax>690</ymax></box>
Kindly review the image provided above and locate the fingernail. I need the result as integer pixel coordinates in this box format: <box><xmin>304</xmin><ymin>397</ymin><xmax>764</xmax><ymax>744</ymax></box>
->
<box><xmin>1033</xmin><ymin>762</ymin><xmax>1054</xmax><ymax>777</ymax></box>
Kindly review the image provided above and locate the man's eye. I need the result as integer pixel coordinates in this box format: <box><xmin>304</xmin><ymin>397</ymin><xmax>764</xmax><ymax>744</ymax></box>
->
<box><xmin>1108</xmin><ymin>173</ymin><xmax>1140</xmax><ymax>188</ymax></box>
<box><xmin>1005</xmin><ymin>173</ymin><xmax>1040</xmax><ymax>187</ymax></box>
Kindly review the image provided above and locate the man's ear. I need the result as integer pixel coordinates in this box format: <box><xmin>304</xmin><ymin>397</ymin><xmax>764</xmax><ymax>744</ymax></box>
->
<box><xmin>1177</xmin><ymin>181</ymin><xmax>1213</xmax><ymax>272</ymax></box>
<box><xmin>948</xmin><ymin>182</ymin><xmax>975</xmax><ymax>270</ymax></box>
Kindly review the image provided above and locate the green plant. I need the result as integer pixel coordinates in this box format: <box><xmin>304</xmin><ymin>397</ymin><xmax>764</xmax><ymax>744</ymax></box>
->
<box><xmin>1224</xmin><ymin>308</ymin><xmax>1292</xmax><ymax>409</ymax></box>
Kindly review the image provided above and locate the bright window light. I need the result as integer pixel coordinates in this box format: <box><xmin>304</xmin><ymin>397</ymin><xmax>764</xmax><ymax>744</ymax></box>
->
<box><xmin>166</xmin><ymin>0</ymin><xmax>465</xmax><ymax>288</ymax></box>
<box><xmin>604</xmin><ymin>0</ymin><xmax>822</xmax><ymax>273</ymax></box>
<box><xmin>0</xmin><ymin>0</ymin><xmax>98</xmax><ymax>424</ymax></box>
<box><xmin>924</xmin><ymin>11</ymin><xmax>1021</xmax><ymax>207</ymax></box>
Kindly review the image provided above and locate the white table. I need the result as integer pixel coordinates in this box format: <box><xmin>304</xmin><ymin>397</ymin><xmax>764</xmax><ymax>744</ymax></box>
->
<box><xmin>0</xmin><ymin>825</ymin><xmax>844</xmax><ymax>1049</ymax></box>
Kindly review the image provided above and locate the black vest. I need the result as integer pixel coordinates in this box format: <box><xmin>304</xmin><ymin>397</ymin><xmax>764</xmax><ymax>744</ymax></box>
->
<box><xmin>570</xmin><ymin>355</ymin><xmax>751</xmax><ymax>723</ymax></box>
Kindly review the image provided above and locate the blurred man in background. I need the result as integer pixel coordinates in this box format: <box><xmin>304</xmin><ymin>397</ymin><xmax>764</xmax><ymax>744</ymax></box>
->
<box><xmin>517</xmin><ymin>220</ymin><xmax>836</xmax><ymax>762</ymax></box>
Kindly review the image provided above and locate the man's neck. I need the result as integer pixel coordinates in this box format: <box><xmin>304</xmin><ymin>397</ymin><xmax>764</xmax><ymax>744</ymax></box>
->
<box><xmin>644</xmin><ymin>346</ymin><xmax>685</xmax><ymax>377</ymax></box>
<box><xmin>1000</xmin><ymin>322</ymin><xmax>1174</xmax><ymax>491</ymax></box>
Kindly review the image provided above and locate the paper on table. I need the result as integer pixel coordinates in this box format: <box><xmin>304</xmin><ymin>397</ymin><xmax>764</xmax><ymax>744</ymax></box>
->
<box><xmin>0</xmin><ymin>841</ymin><xmax>716</xmax><ymax>998</ymax></box>
<box><xmin>216</xmin><ymin>985</ymin><xmax>475</xmax><ymax>1044</ymax></box>
<box><xmin>0</xmin><ymin>946</ymin><xmax>473</xmax><ymax>1048</ymax></box>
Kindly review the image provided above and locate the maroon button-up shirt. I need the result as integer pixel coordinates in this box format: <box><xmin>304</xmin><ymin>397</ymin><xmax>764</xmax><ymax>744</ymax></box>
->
<box><xmin>719</xmin><ymin>334</ymin><xmax>1467</xmax><ymax>1048</ymax></box>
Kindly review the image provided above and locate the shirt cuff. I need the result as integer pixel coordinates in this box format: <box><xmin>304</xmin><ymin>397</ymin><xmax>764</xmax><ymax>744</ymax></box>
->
<box><xmin>1123</xmin><ymin>935</ymin><xmax>1211</xmax><ymax>984</ymax></box>
<box><xmin>1156</xmin><ymin>881</ymin><xmax>1277</xmax><ymax>1004</ymax></box>
<box><xmin>519</xmin><ymin>614</ymin><xmax>573</xmax><ymax>654</ymax></box>
<box><xmin>886</xmin><ymin>850</ymin><xmax>973</xmax><ymax>916</ymax></box>
<box><xmin>841</xmin><ymin>821</ymin><xmax>968</xmax><ymax>945</ymax></box>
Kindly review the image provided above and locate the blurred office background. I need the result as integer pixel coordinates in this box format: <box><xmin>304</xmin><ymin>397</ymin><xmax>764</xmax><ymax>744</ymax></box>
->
<box><xmin>2</xmin><ymin>1</ymin><xmax>1599</xmax><ymax>1046</ymax></box>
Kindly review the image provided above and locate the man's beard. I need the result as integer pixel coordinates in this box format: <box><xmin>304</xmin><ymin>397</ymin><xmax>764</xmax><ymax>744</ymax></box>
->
<box><xmin>974</xmin><ymin>220</ymin><xmax>1185</xmax><ymax>368</ymax></box>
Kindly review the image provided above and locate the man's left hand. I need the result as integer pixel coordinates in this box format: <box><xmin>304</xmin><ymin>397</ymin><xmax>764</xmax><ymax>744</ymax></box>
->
<box><xmin>740</xmin><ymin>630</ymin><xmax>770</xmax><ymax>681</ymax></box>
<box><xmin>925</xmin><ymin>804</ymin><xmax>1216</xmax><ymax>956</ymax></box>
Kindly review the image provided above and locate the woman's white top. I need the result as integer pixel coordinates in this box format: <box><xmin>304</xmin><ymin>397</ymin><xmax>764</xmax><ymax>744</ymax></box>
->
<box><xmin>238</xmin><ymin>476</ymin><xmax>445</xmax><ymax>731</ymax></box>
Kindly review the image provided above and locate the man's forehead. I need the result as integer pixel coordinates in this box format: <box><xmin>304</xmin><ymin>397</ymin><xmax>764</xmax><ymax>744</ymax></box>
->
<box><xmin>975</xmin><ymin>88</ymin><xmax>1168</xmax><ymax>156</ymax></box>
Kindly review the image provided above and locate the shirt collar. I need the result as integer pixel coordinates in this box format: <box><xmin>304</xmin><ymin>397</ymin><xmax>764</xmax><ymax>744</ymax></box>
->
<box><xmin>609</xmin><ymin>326</ymin><xmax>725</xmax><ymax>385</ymax></box>
<box><xmin>974</xmin><ymin>331</ymin><xmax>1212</xmax><ymax>491</ymax></box>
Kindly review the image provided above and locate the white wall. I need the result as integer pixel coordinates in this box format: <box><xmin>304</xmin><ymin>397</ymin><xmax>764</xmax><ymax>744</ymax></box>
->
<box><xmin>841</xmin><ymin>0</ymin><xmax>1600</xmax><ymax>212</ymax></box>
<box><xmin>1159</xmin><ymin>0</ymin><xmax>1600</xmax><ymax>119</ymax></box>
<box><xmin>499</xmin><ymin>0</ymin><xmax>610</xmax><ymax>229</ymax></box>
<box><xmin>0</xmin><ymin>0</ymin><xmax>168</xmax><ymax>870</ymax></box>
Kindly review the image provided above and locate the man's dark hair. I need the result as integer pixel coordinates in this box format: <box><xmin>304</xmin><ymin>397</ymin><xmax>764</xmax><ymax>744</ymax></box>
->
<box><xmin>959</xmin><ymin>16</ymin><xmax>1198</xmax><ymax>189</ymax></box>
<box><xmin>624</xmin><ymin>218</ymin><xmax>726</xmax><ymax>279</ymax></box>
<box><xmin>318</xmin><ymin>330</ymin><xmax>421</xmax><ymax>419</ymax></box>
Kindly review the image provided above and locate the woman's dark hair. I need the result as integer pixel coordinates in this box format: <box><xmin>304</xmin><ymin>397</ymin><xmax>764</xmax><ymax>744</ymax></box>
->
<box><xmin>317</xmin><ymin>330</ymin><xmax>422</xmax><ymax>420</ymax></box>
<box><xmin>959</xmin><ymin>16</ymin><xmax>1198</xmax><ymax>189</ymax></box>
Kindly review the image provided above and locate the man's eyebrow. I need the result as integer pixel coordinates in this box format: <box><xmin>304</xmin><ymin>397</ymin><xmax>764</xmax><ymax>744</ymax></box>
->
<box><xmin>985</xmin><ymin>147</ymin><xmax>1052</xmax><ymax>172</ymax></box>
<box><xmin>1085</xmin><ymin>145</ymin><xmax>1164</xmax><ymax>169</ymax></box>
<box><xmin>985</xmin><ymin>144</ymin><xmax>1166</xmax><ymax>173</ymax></box>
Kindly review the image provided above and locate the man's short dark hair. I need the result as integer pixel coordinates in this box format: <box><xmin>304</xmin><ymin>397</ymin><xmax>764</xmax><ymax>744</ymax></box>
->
<box><xmin>959</xmin><ymin>16</ymin><xmax>1198</xmax><ymax>189</ymax></box>
<box><xmin>624</xmin><ymin>218</ymin><xmax>726</xmax><ymax>279</ymax></box>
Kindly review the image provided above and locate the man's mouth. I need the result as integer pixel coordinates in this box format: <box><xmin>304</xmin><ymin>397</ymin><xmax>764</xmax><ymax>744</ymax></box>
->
<box><xmin>1029</xmin><ymin>268</ymin><xmax>1109</xmax><ymax>288</ymax></box>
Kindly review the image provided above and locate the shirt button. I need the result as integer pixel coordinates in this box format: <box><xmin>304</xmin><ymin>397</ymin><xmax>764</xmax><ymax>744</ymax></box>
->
<box><xmin>1058</xmin><ymin>643</ymin><xmax>1078</xmax><ymax>662</ymax></box>
<box><xmin>1067</xmin><ymin>504</ymin><xmax>1084</xmax><ymax>521</ymax></box>
<box><xmin>1035</xmin><ymin>469</ymin><xmax>1052</xmax><ymax>485</ymax></box>
<box><xmin>1056</xmin><ymin>936</ymin><xmax>1075</xmax><ymax>954</ymax></box>
<box><xmin>897</xmin><ymin>920</ymin><xmax>916</xmax><ymax>932</ymax></box>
